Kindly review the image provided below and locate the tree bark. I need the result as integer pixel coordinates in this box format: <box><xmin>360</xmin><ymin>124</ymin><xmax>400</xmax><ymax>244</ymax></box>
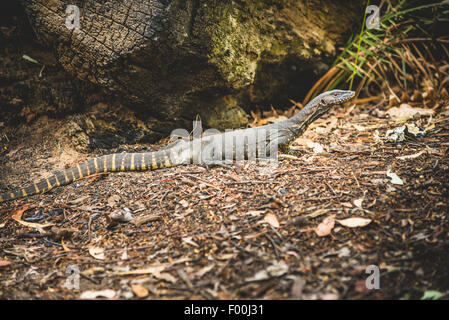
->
<box><xmin>1</xmin><ymin>0</ymin><xmax>363</xmax><ymax>149</ymax></box>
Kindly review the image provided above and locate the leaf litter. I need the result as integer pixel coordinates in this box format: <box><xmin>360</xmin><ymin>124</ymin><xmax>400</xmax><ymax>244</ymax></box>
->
<box><xmin>0</xmin><ymin>95</ymin><xmax>449</xmax><ymax>299</ymax></box>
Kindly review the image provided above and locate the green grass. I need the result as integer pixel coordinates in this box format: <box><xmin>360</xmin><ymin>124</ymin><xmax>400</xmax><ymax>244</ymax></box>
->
<box><xmin>304</xmin><ymin>0</ymin><xmax>449</xmax><ymax>103</ymax></box>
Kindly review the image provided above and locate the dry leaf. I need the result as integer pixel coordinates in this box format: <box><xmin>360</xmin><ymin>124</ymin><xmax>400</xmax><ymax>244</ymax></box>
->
<box><xmin>182</xmin><ymin>237</ymin><xmax>199</xmax><ymax>247</ymax></box>
<box><xmin>13</xmin><ymin>220</ymin><xmax>54</xmax><ymax>233</ymax></box>
<box><xmin>337</xmin><ymin>217</ymin><xmax>372</xmax><ymax>228</ymax></box>
<box><xmin>195</xmin><ymin>264</ymin><xmax>215</xmax><ymax>278</ymax></box>
<box><xmin>315</xmin><ymin>216</ymin><xmax>335</xmax><ymax>237</ymax></box>
<box><xmin>156</xmin><ymin>272</ymin><xmax>177</xmax><ymax>283</ymax></box>
<box><xmin>245</xmin><ymin>262</ymin><xmax>288</xmax><ymax>282</ymax></box>
<box><xmin>69</xmin><ymin>196</ymin><xmax>88</xmax><ymax>205</ymax></box>
<box><xmin>292</xmin><ymin>137</ymin><xmax>313</xmax><ymax>146</ymax></box>
<box><xmin>245</xmin><ymin>269</ymin><xmax>270</xmax><ymax>282</ymax></box>
<box><xmin>267</xmin><ymin>261</ymin><xmax>289</xmax><ymax>276</ymax></box>
<box><xmin>107</xmin><ymin>195</ymin><xmax>121</xmax><ymax>207</ymax></box>
<box><xmin>306</xmin><ymin>141</ymin><xmax>324</xmax><ymax>153</ymax></box>
<box><xmin>80</xmin><ymin>289</ymin><xmax>116</xmax><ymax>299</ymax></box>
<box><xmin>217</xmin><ymin>253</ymin><xmax>237</xmax><ymax>260</ymax></box>
<box><xmin>246</xmin><ymin>210</ymin><xmax>265</xmax><ymax>217</ymax></box>
<box><xmin>131</xmin><ymin>214</ymin><xmax>161</xmax><ymax>226</ymax></box>
<box><xmin>353</xmin><ymin>199</ymin><xmax>364</xmax><ymax>208</ymax></box>
<box><xmin>387</xmin><ymin>104</ymin><xmax>434</xmax><ymax>121</ymax></box>
<box><xmin>386</xmin><ymin>169</ymin><xmax>404</xmax><ymax>185</ymax></box>
<box><xmin>82</xmin><ymin>267</ymin><xmax>105</xmax><ymax>276</ymax></box>
<box><xmin>0</xmin><ymin>260</ymin><xmax>12</xmax><ymax>267</ymax></box>
<box><xmin>121</xmin><ymin>248</ymin><xmax>128</xmax><ymax>260</ymax></box>
<box><xmin>113</xmin><ymin>265</ymin><xmax>166</xmax><ymax>276</ymax></box>
<box><xmin>131</xmin><ymin>284</ymin><xmax>149</xmax><ymax>298</ymax></box>
<box><xmin>179</xmin><ymin>199</ymin><xmax>189</xmax><ymax>208</ymax></box>
<box><xmin>263</xmin><ymin>213</ymin><xmax>280</xmax><ymax>228</ymax></box>
<box><xmin>397</xmin><ymin>151</ymin><xmax>424</xmax><ymax>160</ymax></box>
<box><xmin>315</xmin><ymin>127</ymin><xmax>328</xmax><ymax>134</ymax></box>
<box><xmin>11</xmin><ymin>206</ymin><xmax>54</xmax><ymax>233</ymax></box>
<box><xmin>353</xmin><ymin>124</ymin><xmax>367</xmax><ymax>132</ymax></box>
<box><xmin>88</xmin><ymin>247</ymin><xmax>105</xmax><ymax>260</ymax></box>
<box><xmin>109</xmin><ymin>208</ymin><xmax>134</xmax><ymax>222</ymax></box>
<box><xmin>61</xmin><ymin>238</ymin><xmax>72</xmax><ymax>252</ymax></box>
<box><xmin>341</xmin><ymin>202</ymin><xmax>353</xmax><ymax>208</ymax></box>
<box><xmin>306</xmin><ymin>209</ymin><xmax>329</xmax><ymax>218</ymax></box>
<box><xmin>11</xmin><ymin>204</ymin><xmax>30</xmax><ymax>220</ymax></box>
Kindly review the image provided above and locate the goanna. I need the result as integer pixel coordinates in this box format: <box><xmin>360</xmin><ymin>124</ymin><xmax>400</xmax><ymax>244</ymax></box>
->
<box><xmin>0</xmin><ymin>90</ymin><xmax>354</xmax><ymax>203</ymax></box>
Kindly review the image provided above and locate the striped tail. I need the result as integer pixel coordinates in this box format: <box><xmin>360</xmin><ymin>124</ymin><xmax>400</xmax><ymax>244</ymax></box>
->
<box><xmin>0</xmin><ymin>150</ymin><xmax>178</xmax><ymax>203</ymax></box>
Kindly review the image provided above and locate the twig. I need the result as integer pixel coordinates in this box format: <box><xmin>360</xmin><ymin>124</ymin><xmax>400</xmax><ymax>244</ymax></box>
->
<box><xmin>351</xmin><ymin>171</ymin><xmax>362</xmax><ymax>191</ymax></box>
<box><xmin>324</xmin><ymin>181</ymin><xmax>337</xmax><ymax>196</ymax></box>
<box><xmin>224</xmin><ymin>180</ymin><xmax>280</xmax><ymax>185</ymax></box>
<box><xmin>264</xmin><ymin>234</ymin><xmax>280</xmax><ymax>260</ymax></box>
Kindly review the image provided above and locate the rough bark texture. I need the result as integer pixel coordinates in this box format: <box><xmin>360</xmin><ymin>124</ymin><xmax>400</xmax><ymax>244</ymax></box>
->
<box><xmin>1</xmin><ymin>1</ymin><xmax>363</xmax><ymax>150</ymax></box>
<box><xmin>0</xmin><ymin>2</ymin><xmax>102</xmax><ymax>123</ymax></box>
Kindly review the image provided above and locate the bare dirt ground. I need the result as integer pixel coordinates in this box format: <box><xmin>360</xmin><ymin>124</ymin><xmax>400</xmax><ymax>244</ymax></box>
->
<box><xmin>0</xmin><ymin>98</ymin><xmax>448</xmax><ymax>300</ymax></box>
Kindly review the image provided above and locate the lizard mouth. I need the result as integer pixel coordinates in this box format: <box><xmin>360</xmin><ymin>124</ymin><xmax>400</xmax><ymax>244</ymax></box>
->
<box><xmin>335</xmin><ymin>91</ymin><xmax>355</xmax><ymax>104</ymax></box>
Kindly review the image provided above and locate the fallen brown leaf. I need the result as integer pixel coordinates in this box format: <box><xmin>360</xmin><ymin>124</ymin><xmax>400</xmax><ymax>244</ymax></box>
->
<box><xmin>131</xmin><ymin>284</ymin><xmax>149</xmax><ymax>298</ymax></box>
<box><xmin>0</xmin><ymin>260</ymin><xmax>12</xmax><ymax>267</ymax></box>
<box><xmin>337</xmin><ymin>217</ymin><xmax>372</xmax><ymax>228</ymax></box>
<box><xmin>263</xmin><ymin>213</ymin><xmax>280</xmax><ymax>228</ymax></box>
<box><xmin>315</xmin><ymin>216</ymin><xmax>335</xmax><ymax>237</ymax></box>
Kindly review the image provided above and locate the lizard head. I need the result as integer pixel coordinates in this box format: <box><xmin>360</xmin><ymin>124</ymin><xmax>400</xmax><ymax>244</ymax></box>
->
<box><xmin>302</xmin><ymin>89</ymin><xmax>355</xmax><ymax>123</ymax></box>
<box><xmin>314</xmin><ymin>89</ymin><xmax>355</xmax><ymax>107</ymax></box>
<box><xmin>282</xmin><ymin>89</ymin><xmax>355</xmax><ymax>139</ymax></box>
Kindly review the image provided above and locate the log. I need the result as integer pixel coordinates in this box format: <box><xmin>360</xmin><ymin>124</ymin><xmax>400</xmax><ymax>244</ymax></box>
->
<box><xmin>1</xmin><ymin>1</ymin><xmax>363</xmax><ymax>148</ymax></box>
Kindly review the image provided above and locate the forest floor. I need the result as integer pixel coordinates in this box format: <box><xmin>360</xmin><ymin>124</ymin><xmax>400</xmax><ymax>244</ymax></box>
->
<box><xmin>0</xmin><ymin>97</ymin><xmax>448</xmax><ymax>300</ymax></box>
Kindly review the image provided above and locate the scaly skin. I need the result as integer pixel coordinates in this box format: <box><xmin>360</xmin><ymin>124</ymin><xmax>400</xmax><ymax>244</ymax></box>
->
<box><xmin>0</xmin><ymin>90</ymin><xmax>354</xmax><ymax>203</ymax></box>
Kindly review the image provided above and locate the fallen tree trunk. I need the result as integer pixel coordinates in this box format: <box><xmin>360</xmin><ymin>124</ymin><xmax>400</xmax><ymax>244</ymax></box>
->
<box><xmin>1</xmin><ymin>0</ymin><xmax>363</xmax><ymax>149</ymax></box>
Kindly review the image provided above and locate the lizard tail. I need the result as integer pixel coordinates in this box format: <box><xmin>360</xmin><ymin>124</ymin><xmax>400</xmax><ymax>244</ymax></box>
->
<box><xmin>0</xmin><ymin>150</ymin><xmax>177</xmax><ymax>203</ymax></box>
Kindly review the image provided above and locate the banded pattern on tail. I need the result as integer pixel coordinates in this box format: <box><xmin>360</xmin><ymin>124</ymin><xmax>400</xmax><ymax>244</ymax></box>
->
<box><xmin>0</xmin><ymin>150</ymin><xmax>177</xmax><ymax>203</ymax></box>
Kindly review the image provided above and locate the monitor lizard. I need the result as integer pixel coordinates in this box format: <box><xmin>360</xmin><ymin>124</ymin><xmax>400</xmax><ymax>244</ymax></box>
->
<box><xmin>0</xmin><ymin>90</ymin><xmax>354</xmax><ymax>203</ymax></box>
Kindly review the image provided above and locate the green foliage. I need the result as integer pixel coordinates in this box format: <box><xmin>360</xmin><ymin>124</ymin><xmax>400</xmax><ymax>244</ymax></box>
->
<box><xmin>421</xmin><ymin>290</ymin><xmax>444</xmax><ymax>300</ymax></box>
<box><xmin>304</xmin><ymin>0</ymin><xmax>449</xmax><ymax>103</ymax></box>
